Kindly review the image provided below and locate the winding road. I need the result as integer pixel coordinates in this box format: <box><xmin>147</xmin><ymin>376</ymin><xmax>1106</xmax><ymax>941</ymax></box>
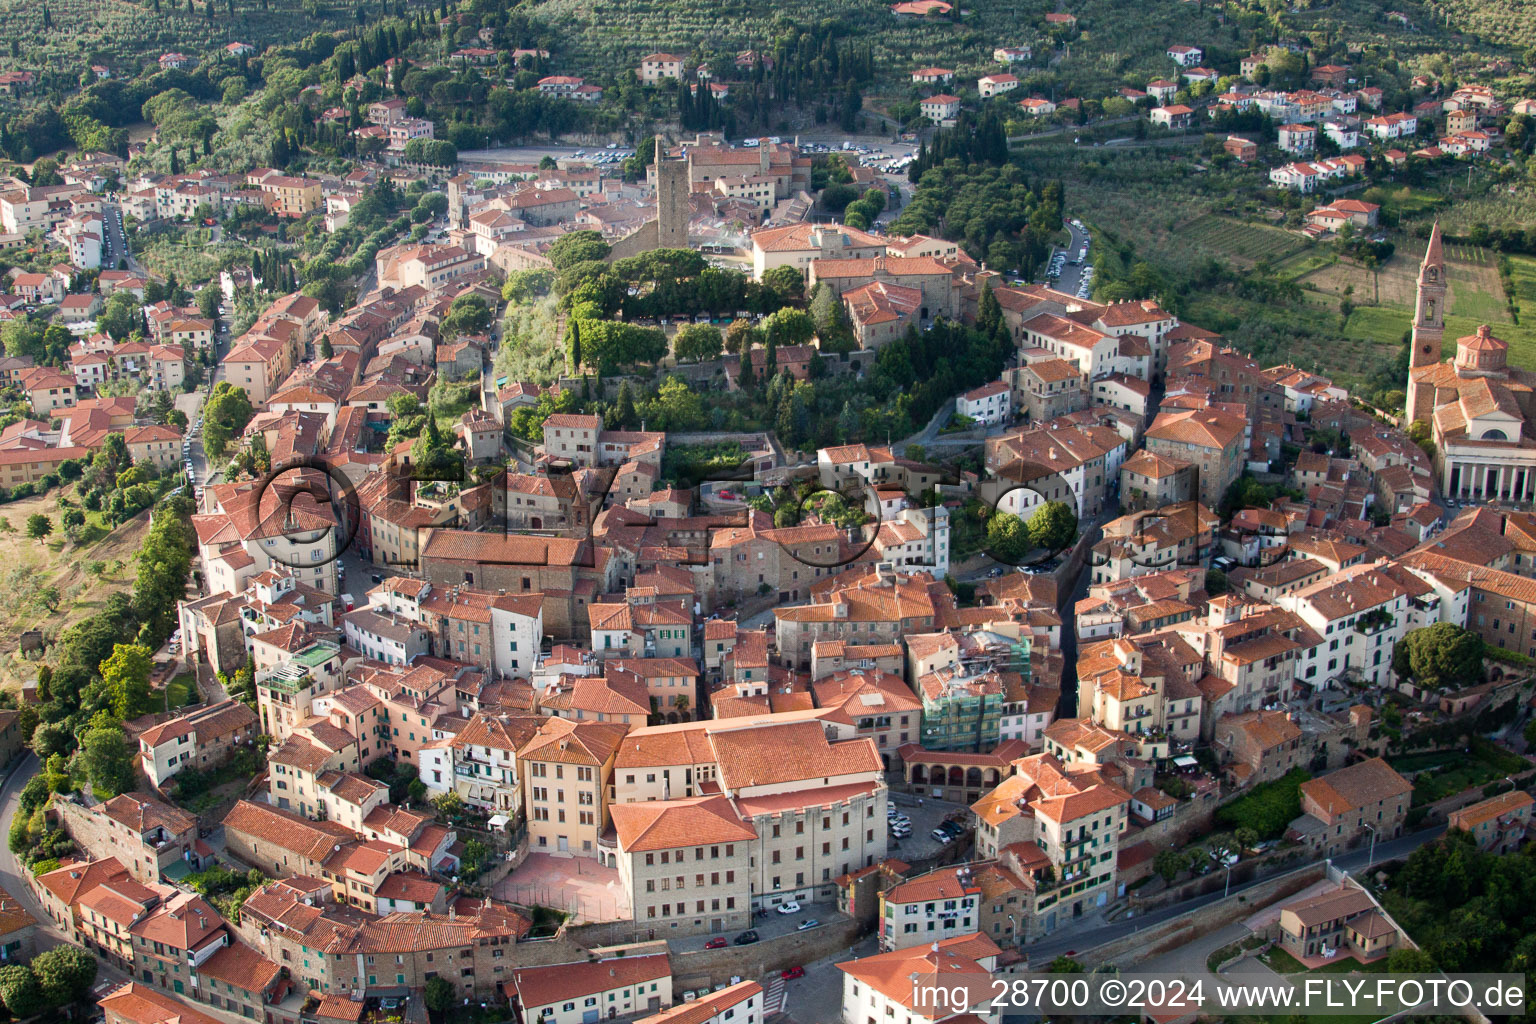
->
<box><xmin>1020</xmin><ymin>825</ymin><xmax>1447</xmax><ymax>963</ymax></box>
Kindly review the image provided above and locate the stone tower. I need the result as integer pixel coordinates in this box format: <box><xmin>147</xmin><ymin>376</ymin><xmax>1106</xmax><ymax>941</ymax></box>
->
<box><xmin>1405</xmin><ymin>221</ymin><xmax>1446</xmax><ymax>426</ymax></box>
<box><xmin>603</xmin><ymin>136</ymin><xmax>692</xmax><ymax>260</ymax></box>
<box><xmin>653</xmin><ymin>135</ymin><xmax>690</xmax><ymax>250</ymax></box>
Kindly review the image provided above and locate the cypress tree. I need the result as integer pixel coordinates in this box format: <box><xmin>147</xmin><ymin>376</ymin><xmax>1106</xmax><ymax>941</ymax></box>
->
<box><xmin>566</xmin><ymin>318</ymin><xmax>582</xmax><ymax>372</ymax></box>
<box><xmin>738</xmin><ymin>348</ymin><xmax>755</xmax><ymax>391</ymax></box>
<box><xmin>614</xmin><ymin>380</ymin><xmax>636</xmax><ymax>428</ymax></box>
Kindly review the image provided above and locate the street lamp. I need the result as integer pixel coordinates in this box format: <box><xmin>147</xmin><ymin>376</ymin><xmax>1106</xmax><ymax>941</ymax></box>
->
<box><xmin>1007</xmin><ymin>913</ymin><xmax>1018</xmax><ymax>948</ymax></box>
<box><xmin>1362</xmin><ymin>823</ymin><xmax>1377</xmax><ymax>872</ymax></box>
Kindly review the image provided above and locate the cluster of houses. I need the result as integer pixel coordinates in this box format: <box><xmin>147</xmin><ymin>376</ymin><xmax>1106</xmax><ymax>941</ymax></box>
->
<box><xmin>2</xmin><ymin>67</ymin><xmax>1535</xmax><ymax>1023</ymax></box>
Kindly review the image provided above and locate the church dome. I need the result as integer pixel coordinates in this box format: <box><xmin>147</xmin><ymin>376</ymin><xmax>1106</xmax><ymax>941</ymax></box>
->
<box><xmin>1455</xmin><ymin>324</ymin><xmax>1508</xmax><ymax>372</ymax></box>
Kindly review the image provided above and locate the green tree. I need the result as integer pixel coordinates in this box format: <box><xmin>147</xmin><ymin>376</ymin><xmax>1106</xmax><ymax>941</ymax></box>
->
<box><xmin>424</xmin><ymin>977</ymin><xmax>455</xmax><ymax>1012</ymax></box>
<box><xmin>762</xmin><ymin>264</ymin><xmax>804</xmax><ymax>303</ymax></box>
<box><xmin>1154</xmin><ymin>848</ymin><xmax>1185</xmax><ymax>882</ymax></box>
<box><xmin>30</xmin><ymin>947</ymin><xmax>96</xmax><ymax>1007</ymax></box>
<box><xmin>674</xmin><ymin>323</ymin><xmax>723</xmax><ymax>362</ymax></box>
<box><xmin>30</xmin><ymin>722</ymin><xmax>71</xmax><ymax>760</ymax></box>
<box><xmin>202</xmin><ymin>383</ymin><xmax>255</xmax><ymax>460</ymax></box>
<box><xmin>1392</xmin><ymin>623</ymin><xmax>1485</xmax><ymax>691</ymax></box>
<box><xmin>724</xmin><ymin>318</ymin><xmax>756</xmax><ymax>355</ymax></box>
<box><xmin>546</xmin><ymin>230</ymin><xmax>611</xmax><ymax>270</ymax></box>
<box><xmin>985</xmin><ymin>512</ymin><xmax>1030</xmax><ymax>562</ymax></box>
<box><xmin>440</xmin><ymin>295</ymin><xmax>492</xmax><ymax>339</ymax></box>
<box><xmin>25</xmin><ymin>514</ymin><xmax>51</xmax><ymax>539</ymax></box>
<box><xmin>764</xmin><ymin>307</ymin><xmax>815</xmax><ymax>345</ymax></box>
<box><xmin>614</xmin><ymin>380</ymin><xmax>636</xmax><ymax>428</ymax></box>
<box><xmin>81</xmin><ymin>727</ymin><xmax>135</xmax><ymax>797</ymax></box>
<box><xmin>97</xmin><ymin>292</ymin><xmax>141</xmax><ymax>340</ymax></box>
<box><xmin>0</xmin><ymin>965</ymin><xmax>43</xmax><ymax>1019</ymax></box>
<box><xmin>1386</xmin><ymin>947</ymin><xmax>1436</xmax><ymax>972</ymax></box>
<box><xmin>566</xmin><ymin>317</ymin><xmax>583</xmax><ymax>372</ymax></box>
<box><xmin>100</xmin><ymin>643</ymin><xmax>154</xmax><ymax>720</ymax></box>
<box><xmin>195</xmin><ymin>284</ymin><xmax>221</xmax><ymax>319</ymax></box>
<box><xmin>1026</xmin><ymin>501</ymin><xmax>1077</xmax><ymax>551</ymax></box>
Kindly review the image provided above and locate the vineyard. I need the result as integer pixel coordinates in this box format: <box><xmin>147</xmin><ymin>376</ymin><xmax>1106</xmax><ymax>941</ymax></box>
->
<box><xmin>1180</xmin><ymin>215</ymin><xmax>1308</xmax><ymax>267</ymax></box>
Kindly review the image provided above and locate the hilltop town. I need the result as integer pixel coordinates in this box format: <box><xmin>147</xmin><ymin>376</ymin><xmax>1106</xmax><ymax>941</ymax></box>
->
<box><xmin>1</xmin><ymin>3</ymin><xmax>1536</xmax><ymax>1024</ymax></box>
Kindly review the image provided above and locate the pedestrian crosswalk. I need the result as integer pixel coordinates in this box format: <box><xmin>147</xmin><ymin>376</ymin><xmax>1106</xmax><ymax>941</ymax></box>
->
<box><xmin>763</xmin><ymin>973</ymin><xmax>787</xmax><ymax>1014</ymax></box>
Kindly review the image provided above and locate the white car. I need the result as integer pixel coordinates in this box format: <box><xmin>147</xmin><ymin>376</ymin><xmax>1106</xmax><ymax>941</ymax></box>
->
<box><xmin>775</xmin><ymin>901</ymin><xmax>801</xmax><ymax>915</ymax></box>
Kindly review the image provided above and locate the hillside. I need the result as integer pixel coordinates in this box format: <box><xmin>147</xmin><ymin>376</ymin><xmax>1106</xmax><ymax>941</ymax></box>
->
<box><xmin>0</xmin><ymin>0</ymin><xmax>407</xmax><ymax>77</ymax></box>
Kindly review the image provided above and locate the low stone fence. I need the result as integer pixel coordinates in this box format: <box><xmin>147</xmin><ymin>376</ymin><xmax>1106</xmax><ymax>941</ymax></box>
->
<box><xmin>669</xmin><ymin>917</ymin><xmax>865</xmax><ymax>992</ymax></box>
<box><xmin>1075</xmin><ymin>863</ymin><xmax>1327</xmax><ymax>970</ymax></box>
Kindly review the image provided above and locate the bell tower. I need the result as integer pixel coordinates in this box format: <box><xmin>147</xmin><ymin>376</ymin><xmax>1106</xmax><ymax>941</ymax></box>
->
<box><xmin>1411</xmin><ymin>222</ymin><xmax>1446</xmax><ymax>369</ymax></box>
<box><xmin>1405</xmin><ymin>221</ymin><xmax>1446</xmax><ymax>425</ymax></box>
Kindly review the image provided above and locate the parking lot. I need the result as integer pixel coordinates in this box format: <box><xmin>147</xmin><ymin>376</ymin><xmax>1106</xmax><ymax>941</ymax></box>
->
<box><xmin>886</xmin><ymin>793</ymin><xmax>970</xmax><ymax>862</ymax></box>
<box><xmin>1045</xmin><ymin>219</ymin><xmax>1093</xmax><ymax>296</ymax></box>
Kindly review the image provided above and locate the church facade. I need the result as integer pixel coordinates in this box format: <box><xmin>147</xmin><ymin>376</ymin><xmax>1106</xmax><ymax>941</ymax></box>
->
<box><xmin>1406</xmin><ymin>222</ymin><xmax>1536</xmax><ymax>502</ymax></box>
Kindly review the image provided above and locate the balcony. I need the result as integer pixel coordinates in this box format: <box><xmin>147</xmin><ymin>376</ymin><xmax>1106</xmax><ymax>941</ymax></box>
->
<box><xmin>1353</xmin><ymin>610</ymin><xmax>1395</xmax><ymax>636</ymax></box>
<box><xmin>257</xmin><ymin>666</ymin><xmax>314</xmax><ymax>695</ymax></box>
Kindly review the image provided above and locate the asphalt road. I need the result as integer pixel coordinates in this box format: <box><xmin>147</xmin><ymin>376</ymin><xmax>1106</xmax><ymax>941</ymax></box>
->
<box><xmin>1048</xmin><ymin>220</ymin><xmax>1091</xmax><ymax>296</ymax></box>
<box><xmin>100</xmin><ymin>203</ymin><xmax>128</xmax><ymax>271</ymax></box>
<box><xmin>1020</xmin><ymin>825</ymin><xmax>1447</xmax><ymax>963</ymax></box>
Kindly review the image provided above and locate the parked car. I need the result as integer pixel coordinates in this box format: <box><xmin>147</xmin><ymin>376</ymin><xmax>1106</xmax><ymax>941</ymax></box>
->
<box><xmin>796</xmin><ymin>919</ymin><xmax>819</xmax><ymax>931</ymax></box>
<box><xmin>931</xmin><ymin>829</ymin><xmax>953</xmax><ymax>844</ymax></box>
<box><xmin>704</xmin><ymin>937</ymin><xmax>728</xmax><ymax>949</ymax></box>
<box><xmin>781</xmin><ymin>966</ymin><xmax>806</xmax><ymax>980</ymax></box>
<box><xmin>775</xmin><ymin>901</ymin><xmax>801</xmax><ymax>915</ymax></box>
<box><xmin>940</xmin><ymin>821</ymin><xmax>966</xmax><ymax>837</ymax></box>
<box><xmin>734</xmin><ymin>930</ymin><xmax>759</xmax><ymax>945</ymax></box>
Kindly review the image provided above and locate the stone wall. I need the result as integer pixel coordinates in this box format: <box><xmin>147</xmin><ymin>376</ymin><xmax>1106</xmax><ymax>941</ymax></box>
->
<box><xmin>50</xmin><ymin>797</ymin><xmax>182</xmax><ymax>886</ymax></box>
<box><xmin>1075</xmin><ymin>863</ymin><xmax>1327</xmax><ymax>969</ymax></box>
<box><xmin>1122</xmin><ymin>786</ymin><xmax>1220</xmax><ymax>849</ymax></box>
<box><xmin>670</xmin><ymin>917</ymin><xmax>865</xmax><ymax>992</ymax></box>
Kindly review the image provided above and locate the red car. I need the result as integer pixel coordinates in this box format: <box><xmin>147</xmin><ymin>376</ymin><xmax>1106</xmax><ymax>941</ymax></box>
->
<box><xmin>781</xmin><ymin>966</ymin><xmax>806</xmax><ymax>980</ymax></box>
<box><xmin>704</xmin><ymin>937</ymin><xmax>728</xmax><ymax>949</ymax></box>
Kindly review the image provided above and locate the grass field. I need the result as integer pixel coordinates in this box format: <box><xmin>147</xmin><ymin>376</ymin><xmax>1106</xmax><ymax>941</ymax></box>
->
<box><xmin>1260</xmin><ymin>947</ymin><xmax>1390</xmax><ymax>976</ymax></box>
<box><xmin>1507</xmin><ymin>254</ymin><xmax>1536</xmax><ymax>310</ymax></box>
<box><xmin>1289</xmin><ymin>238</ymin><xmax>1536</xmax><ymax>367</ymax></box>
<box><xmin>0</xmin><ymin>491</ymin><xmax>149</xmax><ymax>688</ymax></box>
<box><xmin>165</xmin><ymin>673</ymin><xmax>199</xmax><ymax>710</ymax></box>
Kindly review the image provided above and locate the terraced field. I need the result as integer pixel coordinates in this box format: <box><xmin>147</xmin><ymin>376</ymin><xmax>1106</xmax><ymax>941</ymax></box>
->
<box><xmin>1178</xmin><ymin>215</ymin><xmax>1309</xmax><ymax>267</ymax></box>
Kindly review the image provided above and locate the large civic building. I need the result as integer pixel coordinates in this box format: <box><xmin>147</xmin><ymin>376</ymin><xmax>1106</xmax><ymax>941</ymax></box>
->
<box><xmin>1405</xmin><ymin>222</ymin><xmax>1536</xmax><ymax>502</ymax></box>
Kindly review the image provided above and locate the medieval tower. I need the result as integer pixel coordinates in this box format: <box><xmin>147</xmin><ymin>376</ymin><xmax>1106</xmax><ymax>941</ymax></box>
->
<box><xmin>1405</xmin><ymin>221</ymin><xmax>1446</xmax><ymax>425</ymax></box>
<box><xmin>606</xmin><ymin>136</ymin><xmax>690</xmax><ymax>259</ymax></box>
<box><xmin>652</xmin><ymin>135</ymin><xmax>691</xmax><ymax>249</ymax></box>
